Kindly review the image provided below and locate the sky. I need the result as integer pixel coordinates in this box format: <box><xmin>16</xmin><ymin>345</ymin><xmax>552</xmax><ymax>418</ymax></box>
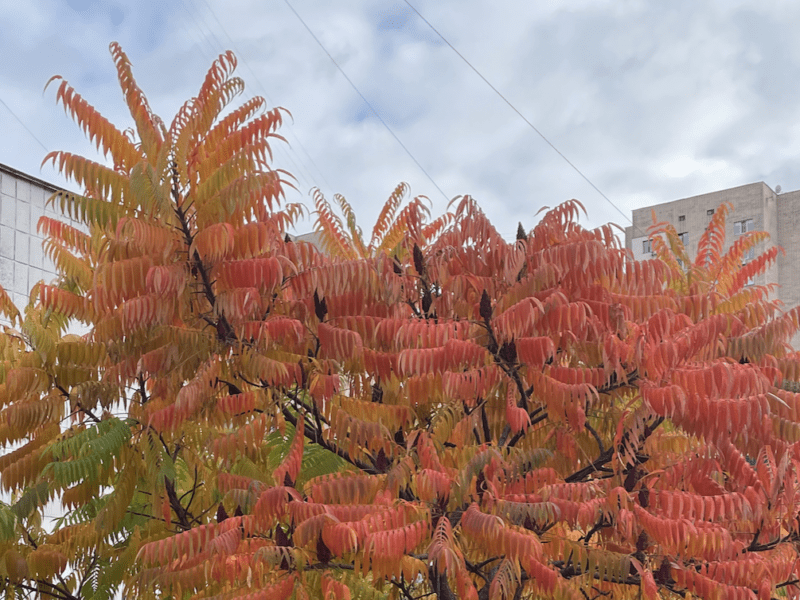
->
<box><xmin>2</xmin><ymin>0</ymin><xmax>800</xmax><ymax>240</ymax></box>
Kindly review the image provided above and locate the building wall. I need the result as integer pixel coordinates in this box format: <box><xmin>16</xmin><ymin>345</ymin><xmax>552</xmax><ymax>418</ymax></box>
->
<box><xmin>625</xmin><ymin>182</ymin><xmax>778</xmax><ymax>284</ymax></box>
<box><xmin>625</xmin><ymin>181</ymin><xmax>800</xmax><ymax>346</ymax></box>
<box><xmin>777</xmin><ymin>189</ymin><xmax>800</xmax><ymax>312</ymax></box>
<box><xmin>0</xmin><ymin>162</ymin><xmax>65</xmax><ymax>312</ymax></box>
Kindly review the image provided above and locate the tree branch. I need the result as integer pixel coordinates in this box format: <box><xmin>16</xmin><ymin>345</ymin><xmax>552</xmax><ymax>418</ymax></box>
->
<box><xmin>6</xmin><ymin>579</ymin><xmax>74</xmax><ymax>600</ymax></box>
<box><xmin>57</xmin><ymin>384</ymin><xmax>101</xmax><ymax>423</ymax></box>
<box><xmin>172</xmin><ymin>183</ymin><xmax>236</xmax><ymax>344</ymax></box>
<box><xmin>165</xmin><ymin>477</ymin><xmax>192</xmax><ymax>530</ymax></box>
<box><xmin>280</xmin><ymin>406</ymin><xmax>379</xmax><ymax>475</ymax></box>
<box><xmin>428</xmin><ymin>566</ymin><xmax>457</xmax><ymax>600</ymax></box>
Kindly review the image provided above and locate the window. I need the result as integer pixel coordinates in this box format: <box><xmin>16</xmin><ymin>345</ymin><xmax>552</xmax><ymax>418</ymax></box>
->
<box><xmin>678</xmin><ymin>232</ymin><xmax>688</xmax><ymax>245</ymax></box>
<box><xmin>743</xmin><ymin>247</ymin><xmax>755</xmax><ymax>262</ymax></box>
<box><xmin>678</xmin><ymin>215</ymin><xmax>686</xmax><ymax>223</ymax></box>
<box><xmin>707</xmin><ymin>209</ymin><xmax>715</xmax><ymax>216</ymax></box>
<box><xmin>642</xmin><ymin>239</ymin><xmax>652</xmax><ymax>254</ymax></box>
<box><xmin>734</xmin><ymin>219</ymin><xmax>754</xmax><ymax>235</ymax></box>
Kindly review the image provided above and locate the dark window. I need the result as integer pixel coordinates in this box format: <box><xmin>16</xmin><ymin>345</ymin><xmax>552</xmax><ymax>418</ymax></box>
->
<box><xmin>678</xmin><ymin>215</ymin><xmax>686</xmax><ymax>223</ymax></box>
<box><xmin>707</xmin><ymin>209</ymin><xmax>715</xmax><ymax>216</ymax></box>
<box><xmin>734</xmin><ymin>219</ymin><xmax>754</xmax><ymax>235</ymax></box>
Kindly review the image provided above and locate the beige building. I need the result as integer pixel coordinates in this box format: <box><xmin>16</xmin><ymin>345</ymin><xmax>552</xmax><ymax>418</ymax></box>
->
<box><xmin>625</xmin><ymin>182</ymin><xmax>800</xmax><ymax>344</ymax></box>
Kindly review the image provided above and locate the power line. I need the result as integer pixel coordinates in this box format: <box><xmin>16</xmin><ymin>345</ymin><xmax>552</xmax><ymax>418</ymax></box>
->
<box><xmin>176</xmin><ymin>0</ymin><xmax>219</xmax><ymax>58</ymax></box>
<box><xmin>185</xmin><ymin>1</ymin><xmax>318</xmax><ymax>193</ymax></box>
<box><xmin>0</xmin><ymin>95</ymin><xmax>49</xmax><ymax>153</ymax></box>
<box><xmin>192</xmin><ymin>0</ymin><xmax>323</xmax><ymax>193</ymax></box>
<box><xmin>197</xmin><ymin>0</ymin><xmax>336</xmax><ymax>195</ymax></box>
<box><xmin>177</xmin><ymin>0</ymin><xmax>320</xmax><ymax>196</ymax></box>
<box><xmin>283</xmin><ymin>0</ymin><xmax>450</xmax><ymax>203</ymax></box>
<box><xmin>402</xmin><ymin>0</ymin><xmax>640</xmax><ymax>233</ymax></box>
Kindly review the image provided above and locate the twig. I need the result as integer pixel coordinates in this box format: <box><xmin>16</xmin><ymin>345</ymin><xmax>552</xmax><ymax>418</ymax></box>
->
<box><xmin>280</xmin><ymin>406</ymin><xmax>379</xmax><ymax>475</ymax></box>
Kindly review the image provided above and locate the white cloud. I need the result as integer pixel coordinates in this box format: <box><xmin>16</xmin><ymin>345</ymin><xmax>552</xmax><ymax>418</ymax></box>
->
<box><xmin>2</xmin><ymin>1</ymin><xmax>800</xmax><ymax>237</ymax></box>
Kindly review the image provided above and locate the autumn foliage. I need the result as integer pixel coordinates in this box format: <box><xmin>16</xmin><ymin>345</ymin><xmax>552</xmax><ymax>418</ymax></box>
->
<box><xmin>2</xmin><ymin>44</ymin><xmax>800</xmax><ymax>600</ymax></box>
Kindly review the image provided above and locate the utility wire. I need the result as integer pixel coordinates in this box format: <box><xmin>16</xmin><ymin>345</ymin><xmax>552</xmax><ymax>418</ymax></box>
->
<box><xmin>177</xmin><ymin>0</ymin><xmax>219</xmax><ymax>58</ymax></box>
<box><xmin>178</xmin><ymin>0</ymin><xmax>320</xmax><ymax>196</ymax></box>
<box><xmin>402</xmin><ymin>0</ymin><xmax>642</xmax><ymax>233</ymax></box>
<box><xmin>0</xmin><ymin>95</ymin><xmax>49</xmax><ymax>153</ymax></box>
<box><xmin>198</xmin><ymin>0</ymin><xmax>335</xmax><ymax>195</ymax></box>
<box><xmin>283</xmin><ymin>0</ymin><xmax>450</xmax><ymax>203</ymax></box>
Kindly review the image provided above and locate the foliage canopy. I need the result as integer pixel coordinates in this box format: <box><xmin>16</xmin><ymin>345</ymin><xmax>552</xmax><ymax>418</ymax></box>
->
<box><xmin>2</xmin><ymin>44</ymin><xmax>800</xmax><ymax>600</ymax></box>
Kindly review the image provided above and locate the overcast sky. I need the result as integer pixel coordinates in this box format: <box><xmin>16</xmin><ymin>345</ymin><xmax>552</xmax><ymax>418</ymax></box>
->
<box><xmin>2</xmin><ymin>0</ymin><xmax>800</xmax><ymax>239</ymax></box>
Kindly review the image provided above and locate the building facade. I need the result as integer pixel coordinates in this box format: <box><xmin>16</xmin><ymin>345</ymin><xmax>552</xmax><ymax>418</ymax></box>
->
<box><xmin>0</xmin><ymin>162</ymin><xmax>67</xmax><ymax>313</ymax></box>
<box><xmin>624</xmin><ymin>181</ymin><xmax>800</xmax><ymax>342</ymax></box>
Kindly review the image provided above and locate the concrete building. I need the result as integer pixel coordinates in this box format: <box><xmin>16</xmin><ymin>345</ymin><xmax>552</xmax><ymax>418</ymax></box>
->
<box><xmin>624</xmin><ymin>182</ymin><xmax>800</xmax><ymax>341</ymax></box>
<box><xmin>0</xmin><ymin>162</ymin><xmax>68</xmax><ymax>313</ymax></box>
<box><xmin>0</xmin><ymin>162</ymin><xmax>320</xmax><ymax>323</ymax></box>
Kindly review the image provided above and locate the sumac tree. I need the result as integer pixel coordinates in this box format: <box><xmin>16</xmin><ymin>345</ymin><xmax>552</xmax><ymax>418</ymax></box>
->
<box><xmin>1</xmin><ymin>44</ymin><xmax>800</xmax><ymax>600</ymax></box>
